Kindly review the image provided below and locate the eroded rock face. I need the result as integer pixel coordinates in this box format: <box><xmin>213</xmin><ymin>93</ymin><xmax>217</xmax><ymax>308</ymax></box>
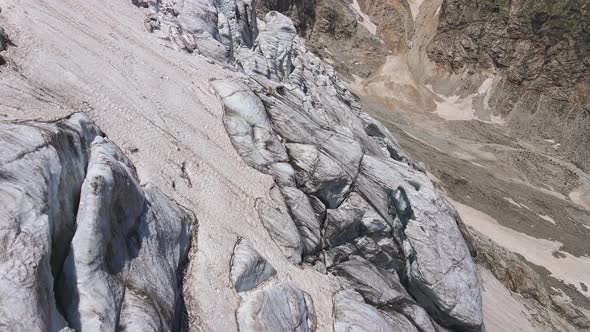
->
<box><xmin>427</xmin><ymin>0</ymin><xmax>590</xmax><ymax>173</ymax></box>
<box><xmin>0</xmin><ymin>114</ymin><xmax>194</xmax><ymax>331</ymax></box>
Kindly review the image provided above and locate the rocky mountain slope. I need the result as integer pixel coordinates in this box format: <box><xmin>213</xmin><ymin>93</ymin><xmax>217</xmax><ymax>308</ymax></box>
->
<box><xmin>0</xmin><ymin>0</ymin><xmax>486</xmax><ymax>331</ymax></box>
<box><xmin>426</xmin><ymin>0</ymin><xmax>590</xmax><ymax>174</ymax></box>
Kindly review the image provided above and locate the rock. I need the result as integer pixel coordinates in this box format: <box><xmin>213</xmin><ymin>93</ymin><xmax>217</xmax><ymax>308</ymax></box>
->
<box><xmin>236</xmin><ymin>283</ymin><xmax>315</xmax><ymax>331</ymax></box>
<box><xmin>230</xmin><ymin>239</ymin><xmax>276</xmax><ymax>292</ymax></box>
<box><xmin>428</xmin><ymin>0</ymin><xmax>590</xmax><ymax>173</ymax></box>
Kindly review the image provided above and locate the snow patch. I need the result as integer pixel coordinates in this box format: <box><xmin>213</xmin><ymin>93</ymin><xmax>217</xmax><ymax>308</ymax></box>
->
<box><xmin>349</xmin><ymin>0</ymin><xmax>377</xmax><ymax>35</ymax></box>
<box><xmin>432</xmin><ymin>92</ymin><xmax>476</xmax><ymax>121</ymax></box>
<box><xmin>479</xmin><ymin>267</ymin><xmax>537</xmax><ymax>332</ymax></box>
<box><xmin>448</xmin><ymin>198</ymin><xmax>590</xmax><ymax>297</ymax></box>
<box><xmin>428</xmin><ymin>78</ymin><xmax>504</xmax><ymax>123</ymax></box>
<box><xmin>538</xmin><ymin>214</ymin><xmax>556</xmax><ymax>225</ymax></box>
<box><xmin>504</xmin><ymin>197</ymin><xmax>522</xmax><ymax>208</ymax></box>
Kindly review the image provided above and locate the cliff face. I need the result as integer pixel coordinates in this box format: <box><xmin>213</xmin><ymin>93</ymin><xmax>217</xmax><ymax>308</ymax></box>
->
<box><xmin>429</xmin><ymin>0</ymin><xmax>590</xmax><ymax>86</ymax></box>
<box><xmin>427</xmin><ymin>0</ymin><xmax>590</xmax><ymax>172</ymax></box>
<box><xmin>357</xmin><ymin>0</ymin><xmax>414</xmax><ymax>51</ymax></box>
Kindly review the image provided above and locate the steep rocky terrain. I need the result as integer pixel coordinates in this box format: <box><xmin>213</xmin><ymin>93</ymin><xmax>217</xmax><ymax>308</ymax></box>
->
<box><xmin>0</xmin><ymin>0</ymin><xmax>486</xmax><ymax>331</ymax></box>
<box><xmin>427</xmin><ymin>0</ymin><xmax>590</xmax><ymax>174</ymax></box>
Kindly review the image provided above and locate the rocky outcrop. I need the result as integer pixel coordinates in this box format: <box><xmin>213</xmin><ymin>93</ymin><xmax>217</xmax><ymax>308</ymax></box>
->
<box><xmin>427</xmin><ymin>0</ymin><xmax>590</xmax><ymax>172</ymax></box>
<box><xmin>0</xmin><ymin>114</ymin><xmax>194</xmax><ymax>331</ymax></box>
